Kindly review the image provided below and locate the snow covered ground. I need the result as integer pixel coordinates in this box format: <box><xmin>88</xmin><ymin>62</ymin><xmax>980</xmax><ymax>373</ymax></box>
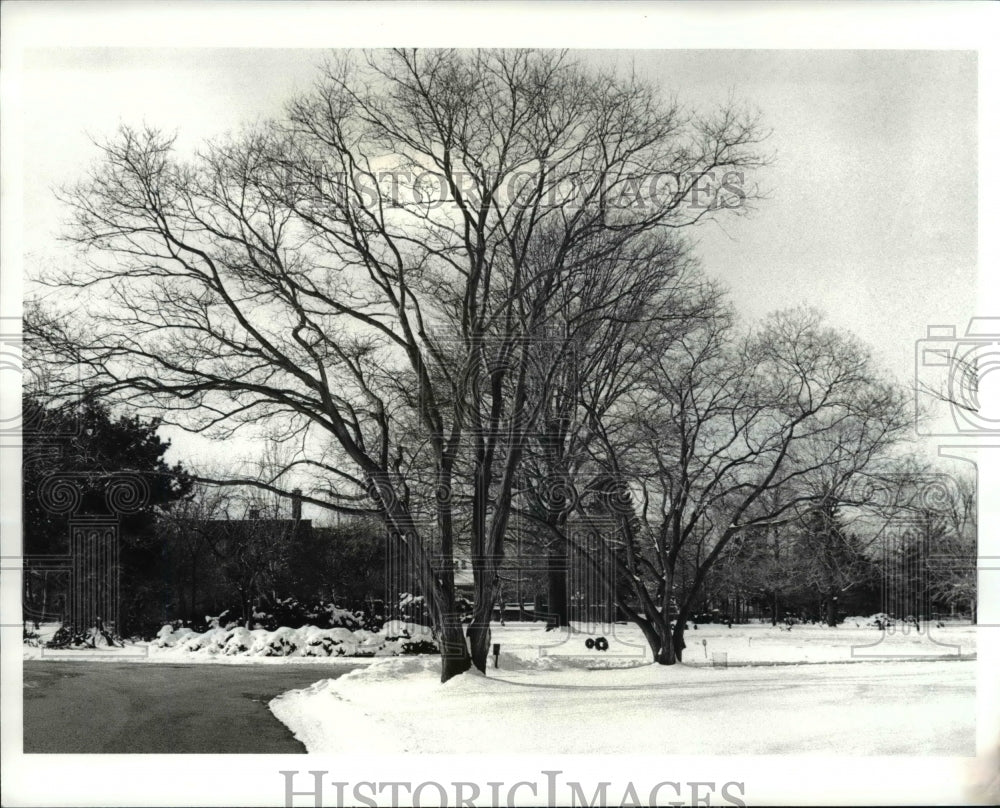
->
<box><xmin>266</xmin><ymin>620</ymin><xmax>977</xmax><ymax>756</ymax></box>
<box><xmin>488</xmin><ymin>618</ymin><xmax>977</xmax><ymax>666</ymax></box>
<box><xmin>22</xmin><ymin>618</ymin><xmax>978</xmax><ymax>754</ymax></box>
<box><xmin>23</xmin><ymin>618</ymin><xmax>977</xmax><ymax>665</ymax></box>
<box><xmin>269</xmin><ymin>655</ymin><xmax>975</xmax><ymax>756</ymax></box>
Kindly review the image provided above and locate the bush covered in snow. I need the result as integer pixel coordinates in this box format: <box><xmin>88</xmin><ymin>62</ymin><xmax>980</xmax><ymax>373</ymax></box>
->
<box><xmin>249</xmin><ymin>598</ymin><xmax>368</xmax><ymax>632</ymax></box>
<box><xmin>46</xmin><ymin>623</ymin><xmax>123</xmax><ymax>649</ymax></box>
<box><xmin>151</xmin><ymin>621</ymin><xmax>439</xmax><ymax>658</ymax></box>
<box><xmin>198</xmin><ymin>598</ymin><xmax>369</xmax><ymax>632</ymax></box>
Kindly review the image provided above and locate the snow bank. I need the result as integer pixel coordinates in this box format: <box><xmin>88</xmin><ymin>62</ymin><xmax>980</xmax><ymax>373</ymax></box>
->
<box><xmin>150</xmin><ymin>621</ymin><xmax>438</xmax><ymax>658</ymax></box>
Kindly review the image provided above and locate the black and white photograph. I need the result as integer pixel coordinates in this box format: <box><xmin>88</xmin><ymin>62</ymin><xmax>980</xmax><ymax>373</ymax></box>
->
<box><xmin>2</xmin><ymin>2</ymin><xmax>998</xmax><ymax>806</ymax></box>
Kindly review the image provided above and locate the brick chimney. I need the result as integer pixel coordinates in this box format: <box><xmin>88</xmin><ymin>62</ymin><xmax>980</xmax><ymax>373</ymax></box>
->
<box><xmin>292</xmin><ymin>488</ymin><xmax>302</xmax><ymax>522</ymax></box>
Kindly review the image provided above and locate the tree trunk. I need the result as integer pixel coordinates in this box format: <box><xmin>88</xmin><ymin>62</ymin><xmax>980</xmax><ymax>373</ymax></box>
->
<box><xmin>547</xmin><ymin>551</ymin><xmax>569</xmax><ymax>628</ymax></box>
<box><xmin>379</xmin><ymin>498</ymin><xmax>473</xmax><ymax>683</ymax></box>
<box><xmin>635</xmin><ymin>613</ymin><xmax>677</xmax><ymax>665</ymax></box>
<box><xmin>672</xmin><ymin>608</ymin><xmax>688</xmax><ymax>661</ymax></box>
<box><xmin>825</xmin><ymin>592</ymin><xmax>837</xmax><ymax>627</ymax></box>
<box><xmin>40</xmin><ymin>573</ymin><xmax>48</xmax><ymax>628</ymax></box>
<box><xmin>467</xmin><ymin>567</ymin><xmax>495</xmax><ymax>673</ymax></box>
<box><xmin>467</xmin><ymin>616</ymin><xmax>492</xmax><ymax>673</ymax></box>
<box><xmin>655</xmin><ymin>619</ymin><xmax>677</xmax><ymax>664</ymax></box>
<box><xmin>636</xmin><ymin>597</ymin><xmax>688</xmax><ymax>664</ymax></box>
<box><xmin>438</xmin><ymin>619</ymin><xmax>472</xmax><ymax>682</ymax></box>
<box><xmin>190</xmin><ymin>555</ymin><xmax>198</xmax><ymax>623</ymax></box>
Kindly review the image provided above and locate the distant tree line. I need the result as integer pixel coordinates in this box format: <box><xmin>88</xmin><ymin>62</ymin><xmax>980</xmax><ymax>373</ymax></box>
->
<box><xmin>22</xmin><ymin>395</ymin><xmax>391</xmax><ymax>637</ymax></box>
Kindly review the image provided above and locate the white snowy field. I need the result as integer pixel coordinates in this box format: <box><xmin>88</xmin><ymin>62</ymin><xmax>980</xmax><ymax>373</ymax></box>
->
<box><xmin>488</xmin><ymin>618</ymin><xmax>977</xmax><ymax>666</ymax></box>
<box><xmin>22</xmin><ymin>618</ymin><xmax>977</xmax><ymax>665</ymax></box>
<box><xmin>269</xmin><ymin>655</ymin><xmax>976</xmax><ymax>756</ymax></box>
<box><xmin>267</xmin><ymin>620</ymin><xmax>978</xmax><ymax>756</ymax></box>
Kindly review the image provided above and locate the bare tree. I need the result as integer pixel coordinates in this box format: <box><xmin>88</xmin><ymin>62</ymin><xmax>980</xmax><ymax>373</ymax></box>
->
<box><xmin>874</xmin><ymin>466</ymin><xmax>979</xmax><ymax>623</ymax></box>
<box><xmin>157</xmin><ymin>488</ymin><xmax>221</xmax><ymax>623</ymax></box>
<box><xmin>930</xmin><ymin>471</ymin><xmax>977</xmax><ymax>619</ymax></box>
<box><xmin>740</xmin><ymin>365</ymin><xmax>916</xmax><ymax>626</ymax></box>
<box><xmin>577</xmin><ymin>307</ymin><xmax>912</xmax><ymax>663</ymax></box>
<box><xmin>29</xmin><ymin>49</ymin><xmax>766</xmax><ymax>678</ymax></box>
<box><xmin>791</xmin><ymin>501</ymin><xmax>877</xmax><ymax>625</ymax></box>
<box><xmin>514</xmin><ymin>231</ymin><xmax>718</xmax><ymax>626</ymax></box>
<box><xmin>159</xmin><ymin>485</ymin><xmax>291</xmax><ymax>629</ymax></box>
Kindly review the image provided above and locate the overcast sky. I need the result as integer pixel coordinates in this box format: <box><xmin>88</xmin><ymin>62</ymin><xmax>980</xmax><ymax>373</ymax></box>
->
<box><xmin>16</xmin><ymin>47</ymin><xmax>979</xmax><ymax>476</ymax></box>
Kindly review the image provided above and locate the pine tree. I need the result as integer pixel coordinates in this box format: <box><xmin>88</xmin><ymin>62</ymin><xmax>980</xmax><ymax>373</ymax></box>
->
<box><xmin>23</xmin><ymin>394</ymin><xmax>192</xmax><ymax>637</ymax></box>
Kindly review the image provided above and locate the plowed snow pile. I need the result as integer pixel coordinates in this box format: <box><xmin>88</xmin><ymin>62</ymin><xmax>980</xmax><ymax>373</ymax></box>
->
<box><xmin>149</xmin><ymin>620</ymin><xmax>436</xmax><ymax>658</ymax></box>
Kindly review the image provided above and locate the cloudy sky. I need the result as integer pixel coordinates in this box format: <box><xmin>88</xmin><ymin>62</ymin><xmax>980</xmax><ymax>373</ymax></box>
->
<box><xmin>20</xmin><ymin>48</ymin><xmax>978</xmax><ymax>360</ymax></box>
<box><xmin>13</xmin><ymin>47</ymin><xmax>979</xmax><ymax>471</ymax></box>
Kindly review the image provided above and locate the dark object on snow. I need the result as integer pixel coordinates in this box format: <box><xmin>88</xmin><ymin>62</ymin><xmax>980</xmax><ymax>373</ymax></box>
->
<box><xmin>594</xmin><ymin>636</ymin><xmax>609</xmax><ymax>652</ymax></box>
<box><xmin>401</xmin><ymin>639</ymin><xmax>439</xmax><ymax>655</ymax></box>
<box><xmin>585</xmin><ymin>637</ymin><xmax>596</xmax><ymax>649</ymax></box>
<box><xmin>693</xmin><ymin>623</ymin><xmax>698</xmax><ymax>630</ymax></box>
<box><xmin>47</xmin><ymin>618</ymin><xmax>123</xmax><ymax>650</ymax></box>
<box><xmin>492</xmin><ymin>642</ymin><xmax>501</xmax><ymax>668</ymax></box>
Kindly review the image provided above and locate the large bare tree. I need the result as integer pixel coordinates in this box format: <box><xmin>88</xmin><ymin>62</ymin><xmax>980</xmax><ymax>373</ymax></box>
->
<box><xmin>29</xmin><ymin>49</ymin><xmax>766</xmax><ymax>678</ymax></box>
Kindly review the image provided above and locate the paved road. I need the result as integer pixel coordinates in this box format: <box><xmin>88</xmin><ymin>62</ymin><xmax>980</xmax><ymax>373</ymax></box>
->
<box><xmin>23</xmin><ymin>661</ymin><xmax>362</xmax><ymax>753</ymax></box>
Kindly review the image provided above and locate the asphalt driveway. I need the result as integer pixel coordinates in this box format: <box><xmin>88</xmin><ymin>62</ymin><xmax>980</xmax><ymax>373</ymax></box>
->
<box><xmin>23</xmin><ymin>661</ymin><xmax>362</xmax><ymax>753</ymax></box>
